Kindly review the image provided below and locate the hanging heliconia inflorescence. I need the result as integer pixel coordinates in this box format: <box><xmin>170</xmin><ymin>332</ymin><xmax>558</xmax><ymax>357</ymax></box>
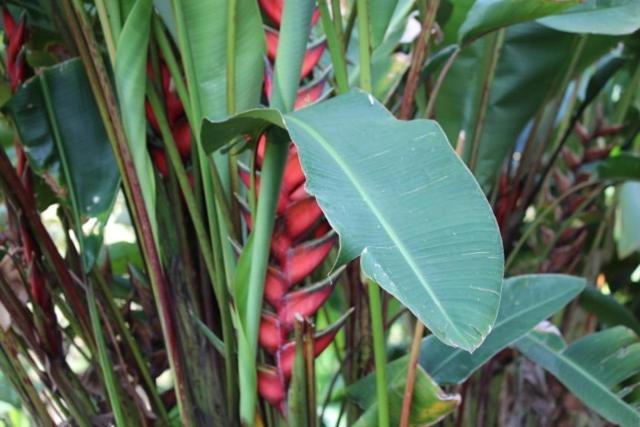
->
<box><xmin>2</xmin><ymin>8</ymin><xmax>61</xmax><ymax>357</ymax></box>
<box><xmin>249</xmin><ymin>0</ymin><xmax>349</xmax><ymax>413</ymax></box>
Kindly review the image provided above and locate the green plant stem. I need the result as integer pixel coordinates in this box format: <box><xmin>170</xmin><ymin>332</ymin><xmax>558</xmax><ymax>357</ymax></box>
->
<box><xmin>368</xmin><ymin>281</ymin><xmax>390</xmax><ymax>427</ymax></box>
<box><xmin>398</xmin><ymin>0</ymin><xmax>440</xmax><ymax>120</ymax></box>
<box><xmin>93</xmin><ymin>272</ymin><xmax>169</xmax><ymax>423</ymax></box>
<box><xmin>61</xmin><ymin>2</ymin><xmax>193</xmax><ymax>424</ymax></box>
<box><xmin>87</xmin><ymin>281</ymin><xmax>127</xmax><ymax>427</ymax></box>
<box><xmin>94</xmin><ymin>0</ymin><xmax>117</xmax><ymax>62</ymax></box>
<box><xmin>468</xmin><ymin>29</ymin><xmax>505</xmax><ymax>172</ymax></box>
<box><xmin>331</xmin><ymin>0</ymin><xmax>343</xmax><ymax>39</ymax></box>
<box><xmin>344</xmin><ymin>2</ymin><xmax>357</xmax><ymax>49</ymax></box>
<box><xmin>226</xmin><ymin>0</ymin><xmax>242</xmax><ymax>237</ymax></box>
<box><xmin>319</xmin><ymin>0</ymin><xmax>349</xmax><ymax>94</ymax></box>
<box><xmin>424</xmin><ymin>46</ymin><xmax>460</xmax><ymax>118</ymax></box>
<box><xmin>399</xmin><ymin>320</ymin><xmax>425</xmax><ymax>427</ymax></box>
<box><xmin>245</xmin><ymin>131</ymin><xmax>288</xmax><ymax>353</ymax></box>
<box><xmin>356</xmin><ymin>0</ymin><xmax>372</xmax><ymax>92</ymax></box>
<box><xmin>147</xmin><ymin>82</ymin><xmax>237</xmax><ymax>417</ymax></box>
<box><xmin>153</xmin><ymin>16</ymin><xmax>194</xmax><ymax>126</ymax></box>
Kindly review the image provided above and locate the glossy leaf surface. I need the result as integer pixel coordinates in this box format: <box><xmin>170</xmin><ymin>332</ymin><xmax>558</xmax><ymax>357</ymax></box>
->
<box><xmin>421</xmin><ymin>274</ymin><xmax>584</xmax><ymax>384</ymax></box>
<box><xmin>203</xmin><ymin>90</ymin><xmax>504</xmax><ymax>351</ymax></box>
<box><xmin>516</xmin><ymin>327</ymin><xmax>640</xmax><ymax>426</ymax></box>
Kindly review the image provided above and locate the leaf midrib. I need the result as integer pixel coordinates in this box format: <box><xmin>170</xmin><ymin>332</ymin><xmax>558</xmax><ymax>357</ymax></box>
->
<box><xmin>519</xmin><ymin>333</ymin><xmax>640</xmax><ymax>424</ymax></box>
<box><xmin>286</xmin><ymin>115</ymin><xmax>471</xmax><ymax>347</ymax></box>
<box><xmin>429</xmin><ymin>285</ymin><xmax>580</xmax><ymax>379</ymax></box>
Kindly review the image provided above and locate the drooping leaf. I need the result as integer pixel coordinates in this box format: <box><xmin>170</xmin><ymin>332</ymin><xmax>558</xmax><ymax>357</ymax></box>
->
<box><xmin>6</xmin><ymin>58</ymin><xmax>119</xmax><ymax>217</ymax></box>
<box><xmin>457</xmin><ymin>0</ymin><xmax>579</xmax><ymax>44</ymax></box>
<box><xmin>347</xmin><ymin>357</ymin><xmax>460</xmax><ymax>427</ymax></box>
<box><xmin>579</xmin><ymin>286</ymin><xmax>640</xmax><ymax>336</ymax></box>
<box><xmin>538</xmin><ymin>0</ymin><xmax>640</xmax><ymax>35</ymax></box>
<box><xmin>421</xmin><ymin>274</ymin><xmax>585</xmax><ymax>384</ymax></box>
<box><xmin>515</xmin><ymin>327</ymin><xmax>640</xmax><ymax>426</ymax></box>
<box><xmin>203</xmin><ymin>90</ymin><xmax>504</xmax><ymax>352</ymax></box>
<box><xmin>615</xmin><ymin>182</ymin><xmax>640</xmax><ymax>258</ymax></box>
<box><xmin>598</xmin><ymin>153</ymin><xmax>640</xmax><ymax>181</ymax></box>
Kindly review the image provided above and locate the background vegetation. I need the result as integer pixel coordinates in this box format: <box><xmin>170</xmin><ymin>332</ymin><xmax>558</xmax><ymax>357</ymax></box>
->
<box><xmin>0</xmin><ymin>0</ymin><xmax>639</xmax><ymax>426</ymax></box>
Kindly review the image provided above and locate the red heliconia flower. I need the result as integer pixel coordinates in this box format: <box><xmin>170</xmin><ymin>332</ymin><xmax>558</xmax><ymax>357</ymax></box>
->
<box><xmin>265</xmin><ymin>27</ymin><xmax>326</xmax><ymax>79</ymax></box>
<box><xmin>248</xmin><ymin>1</ymin><xmax>351</xmax><ymax>412</ymax></box>
<box><xmin>145</xmin><ymin>58</ymin><xmax>192</xmax><ymax>175</ymax></box>
<box><xmin>258</xmin><ymin>0</ymin><xmax>320</xmax><ymax>28</ymax></box>
<box><xmin>3</xmin><ymin>9</ymin><xmax>27</xmax><ymax>91</ymax></box>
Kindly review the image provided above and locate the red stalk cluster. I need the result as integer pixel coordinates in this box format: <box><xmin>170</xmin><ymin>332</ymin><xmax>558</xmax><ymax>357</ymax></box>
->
<box><xmin>250</xmin><ymin>0</ymin><xmax>345</xmax><ymax>413</ymax></box>
<box><xmin>3</xmin><ymin>9</ymin><xmax>60</xmax><ymax>357</ymax></box>
<box><xmin>538</xmin><ymin>120</ymin><xmax>618</xmax><ymax>273</ymax></box>
<box><xmin>145</xmin><ymin>58</ymin><xmax>192</xmax><ymax>179</ymax></box>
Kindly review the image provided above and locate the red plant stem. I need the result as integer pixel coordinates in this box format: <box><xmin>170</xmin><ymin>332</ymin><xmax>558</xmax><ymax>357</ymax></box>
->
<box><xmin>398</xmin><ymin>0</ymin><xmax>440</xmax><ymax>120</ymax></box>
<box><xmin>399</xmin><ymin>320</ymin><xmax>425</xmax><ymax>427</ymax></box>
<box><xmin>0</xmin><ymin>148</ymin><xmax>93</xmax><ymax>344</ymax></box>
<box><xmin>60</xmin><ymin>1</ymin><xmax>192</xmax><ymax>423</ymax></box>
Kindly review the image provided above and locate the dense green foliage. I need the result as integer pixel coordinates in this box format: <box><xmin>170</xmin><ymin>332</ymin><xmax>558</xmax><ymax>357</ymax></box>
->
<box><xmin>0</xmin><ymin>0</ymin><xmax>639</xmax><ymax>426</ymax></box>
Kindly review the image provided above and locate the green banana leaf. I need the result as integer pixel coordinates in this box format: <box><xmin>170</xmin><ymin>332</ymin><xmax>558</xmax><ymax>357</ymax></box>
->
<box><xmin>457</xmin><ymin>0</ymin><xmax>579</xmax><ymax>44</ymax></box>
<box><xmin>515</xmin><ymin>326</ymin><xmax>640</xmax><ymax>426</ymax></box>
<box><xmin>421</xmin><ymin>274</ymin><xmax>585</xmax><ymax>384</ymax></box>
<box><xmin>202</xmin><ymin>90</ymin><xmax>504</xmax><ymax>352</ymax></box>
<box><xmin>6</xmin><ymin>58</ymin><xmax>120</xmax><ymax>269</ymax></box>
<box><xmin>538</xmin><ymin>0</ymin><xmax>640</xmax><ymax>35</ymax></box>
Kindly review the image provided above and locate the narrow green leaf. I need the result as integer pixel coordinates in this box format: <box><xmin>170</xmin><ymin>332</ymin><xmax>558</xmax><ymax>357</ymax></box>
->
<box><xmin>370</xmin><ymin>0</ymin><xmax>398</xmax><ymax>48</ymax></box>
<box><xmin>114</xmin><ymin>0</ymin><xmax>157</xmax><ymax>238</ymax></box>
<box><xmin>579</xmin><ymin>286</ymin><xmax>640</xmax><ymax>336</ymax></box>
<box><xmin>515</xmin><ymin>327</ymin><xmax>640</xmax><ymax>426</ymax></box>
<box><xmin>458</xmin><ymin>0</ymin><xmax>579</xmax><ymax>43</ymax></box>
<box><xmin>538</xmin><ymin>0</ymin><xmax>640</xmax><ymax>35</ymax></box>
<box><xmin>421</xmin><ymin>274</ymin><xmax>585</xmax><ymax>384</ymax></box>
<box><xmin>599</xmin><ymin>153</ymin><xmax>640</xmax><ymax>181</ymax></box>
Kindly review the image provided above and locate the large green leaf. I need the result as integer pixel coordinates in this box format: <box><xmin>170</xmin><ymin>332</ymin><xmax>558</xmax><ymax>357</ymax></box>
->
<box><xmin>203</xmin><ymin>90</ymin><xmax>504</xmax><ymax>352</ymax></box>
<box><xmin>515</xmin><ymin>327</ymin><xmax>640</xmax><ymax>426</ymax></box>
<box><xmin>616</xmin><ymin>182</ymin><xmax>640</xmax><ymax>258</ymax></box>
<box><xmin>579</xmin><ymin>286</ymin><xmax>640</xmax><ymax>336</ymax></box>
<box><xmin>598</xmin><ymin>153</ymin><xmax>640</xmax><ymax>181</ymax></box>
<box><xmin>420</xmin><ymin>274</ymin><xmax>585</xmax><ymax>384</ymax></box>
<box><xmin>457</xmin><ymin>0</ymin><xmax>579</xmax><ymax>43</ymax></box>
<box><xmin>435</xmin><ymin>23</ymin><xmax>616</xmax><ymax>190</ymax></box>
<box><xmin>347</xmin><ymin>357</ymin><xmax>460</xmax><ymax>427</ymax></box>
<box><xmin>172</xmin><ymin>0</ymin><xmax>264</xmax><ymax>122</ymax></box>
<box><xmin>538</xmin><ymin>0</ymin><xmax>640</xmax><ymax>35</ymax></box>
<box><xmin>6</xmin><ymin>58</ymin><xmax>119</xmax><ymax>217</ymax></box>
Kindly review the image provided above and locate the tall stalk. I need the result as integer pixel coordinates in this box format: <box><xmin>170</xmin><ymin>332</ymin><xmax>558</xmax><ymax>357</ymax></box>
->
<box><xmin>357</xmin><ymin>2</ymin><xmax>390</xmax><ymax>425</ymax></box>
